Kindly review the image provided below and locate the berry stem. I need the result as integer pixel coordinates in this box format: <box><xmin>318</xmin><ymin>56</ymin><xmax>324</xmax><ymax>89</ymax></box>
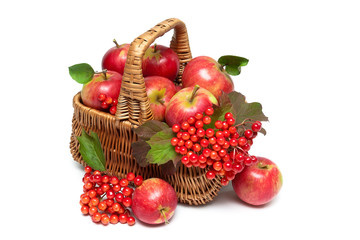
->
<box><xmin>160</xmin><ymin>208</ymin><xmax>169</xmax><ymax>224</ymax></box>
<box><xmin>113</xmin><ymin>39</ymin><xmax>120</xmax><ymax>48</ymax></box>
<box><xmin>190</xmin><ymin>85</ymin><xmax>200</xmax><ymax>102</ymax></box>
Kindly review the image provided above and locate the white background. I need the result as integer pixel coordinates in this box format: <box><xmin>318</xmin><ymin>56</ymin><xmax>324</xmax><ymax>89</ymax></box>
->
<box><xmin>1</xmin><ymin>0</ymin><xmax>359</xmax><ymax>239</ymax></box>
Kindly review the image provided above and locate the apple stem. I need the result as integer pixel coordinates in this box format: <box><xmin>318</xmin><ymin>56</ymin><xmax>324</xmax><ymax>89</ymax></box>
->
<box><xmin>113</xmin><ymin>39</ymin><xmax>120</xmax><ymax>48</ymax></box>
<box><xmin>190</xmin><ymin>85</ymin><xmax>200</xmax><ymax>102</ymax></box>
<box><xmin>158</xmin><ymin>99</ymin><xmax>165</xmax><ymax>104</ymax></box>
<box><xmin>102</xmin><ymin>69</ymin><xmax>108</xmax><ymax>80</ymax></box>
<box><xmin>160</xmin><ymin>209</ymin><xmax>169</xmax><ymax>224</ymax></box>
<box><xmin>153</xmin><ymin>43</ymin><xmax>157</xmax><ymax>53</ymax></box>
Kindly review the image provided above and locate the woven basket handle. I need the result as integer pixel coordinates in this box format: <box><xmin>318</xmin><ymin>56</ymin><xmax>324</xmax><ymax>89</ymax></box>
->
<box><xmin>115</xmin><ymin>18</ymin><xmax>192</xmax><ymax>126</ymax></box>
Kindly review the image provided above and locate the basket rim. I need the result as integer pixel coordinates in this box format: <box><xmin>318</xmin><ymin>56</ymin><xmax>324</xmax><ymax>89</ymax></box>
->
<box><xmin>72</xmin><ymin>92</ymin><xmax>133</xmax><ymax>129</ymax></box>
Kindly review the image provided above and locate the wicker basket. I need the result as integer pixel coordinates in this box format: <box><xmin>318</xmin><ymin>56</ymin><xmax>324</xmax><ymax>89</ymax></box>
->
<box><xmin>70</xmin><ymin>18</ymin><xmax>222</xmax><ymax>205</ymax></box>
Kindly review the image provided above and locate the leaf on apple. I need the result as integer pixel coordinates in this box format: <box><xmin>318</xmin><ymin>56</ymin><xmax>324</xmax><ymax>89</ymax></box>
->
<box><xmin>218</xmin><ymin>55</ymin><xmax>249</xmax><ymax>76</ymax></box>
<box><xmin>77</xmin><ymin>129</ymin><xmax>106</xmax><ymax>171</ymax></box>
<box><xmin>204</xmin><ymin>91</ymin><xmax>268</xmax><ymax>135</ymax></box>
<box><xmin>69</xmin><ymin>63</ymin><xmax>95</xmax><ymax>84</ymax></box>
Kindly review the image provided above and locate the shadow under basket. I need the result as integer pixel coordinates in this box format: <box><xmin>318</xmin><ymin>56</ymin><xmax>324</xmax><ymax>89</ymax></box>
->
<box><xmin>69</xmin><ymin>18</ymin><xmax>223</xmax><ymax>205</ymax></box>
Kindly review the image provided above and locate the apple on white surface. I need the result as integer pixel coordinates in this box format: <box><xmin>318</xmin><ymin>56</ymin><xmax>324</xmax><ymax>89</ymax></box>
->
<box><xmin>232</xmin><ymin>156</ymin><xmax>283</xmax><ymax>206</ymax></box>
<box><xmin>131</xmin><ymin>178</ymin><xmax>178</xmax><ymax>225</ymax></box>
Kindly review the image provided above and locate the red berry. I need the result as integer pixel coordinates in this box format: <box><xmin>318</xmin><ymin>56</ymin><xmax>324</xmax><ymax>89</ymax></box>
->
<box><xmin>203</xmin><ymin>148</ymin><xmax>211</xmax><ymax>157</ymax></box>
<box><xmin>210</xmin><ymin>151</ymin><xmax>218</xmax><ymax>160</ymax></box>
<box><xmin>225</xmin><ymin>171</ymin><xmax>236</xmax><ymax>181</ymax></box>
<box><xmin>127</xmin><ymin>216</ymin><xmax>136</xmax><ymax>226</ymax></box>
<box><xmin>115</xmin><ymin>193</ymin><xmax>124</xmax><ymax>203</ymax></box>
<box><xmin>205</xmin><ymin>108</ymin><xmax>214</xmax><ymax>116</ymax></box>
<box><xmin>98</xmin><ymin>201</ymin><xmax>107</xmax><ymax>211</ymax></box>
<box><xmin>205</xmin><ymin>128</ymin><xmax>214</xmax><ymax>137</ymax></box>
<box><xmin>133</xmin><ymin>176</ymin><xmax>143</xmax><ymax>186</ymax></box>
<box><xmin>106</xmin><ymin>190</ymin><xmax>115</xmax><ymax>199</ymax></box>
<box><xmin>244</xmin><ymin>156</ymin><xmax>252</xmax><ymax>166</ymax></box>
<box><xmin>126</xmin><ymin>172</ymin><xmax>135</xmax><ymax>181</ymax></box>
<box><xmin>172</xmin><ymin>124</ymin><xmax>181</xmax><ymax>133</ymax></box>
<box><xmin>244</xmin><ymin>129</ymin><xmax>253</xmax><ymax>139</ymax></box>
<box><xmin>252</xmin><ymin>121</ymin><xmax>262</xmax><ymax>132</ymax></box>
<box><xmin>101</xmin><ymin>175</ymin><xmax>110</xmax><ymax>183</ymax></box>
<box><xmin>209</xmin><ymin>137</ymin><xmax>217</xmax><ymax>145</ymax></box>
<box><xmin>213</xmin><ymin>161</ymin><xmax>222</xmax><ymax>171</ymax></box>
<box><xmin>101</xmin><ymin>183</ymin><xmax>111</xmax><ymax>192</ymax></box>
<box><xmin>179</xmin><ymin>146</ymin><xmax>187</xmax><ymax>155</ymax></box>
<box><xmin>84</xmin><ymin>166</ymin><xmax>92</xmax><ymax>173</ymax></box>
<box><xmin>195</xmin><ymin>112</ymin><xmax>203</xmax><ymax>120</ymax></box>
<box><xmin>206</xmin><ymin>170</ymin><xmax>216</xmax><ymax>179</ymax></box>
<box><xmin>215</xmin><ymin>131</ymin><xmax>224</xmax><ymax>138</ymax></box>
<box><xmin>225</xmin><ymin>112</ymin><xmax>233</xmax><ymax>119</ymax></box>
<box><xmin>232</xmin><ymin>163</ymin><xmax>244</xmax><ymax>173</ymax></box>
<box><xmin>229</xmin><ymin>138</ymin><xmax>238</xmax><ymax>147</ymax></box>
<box><xmin>238</xmin><ymin>137</ymin><xmax>247</xmax><ymax>147</ymax></box>
<box><xmin>187</xmin><ymin>116</ymin><xmax>196</xmax><ymax>125</ymax></box>
<box><xmin>200</xmin><ymin>139</ymin><xmax>209</xmax><ymax>148</ymax></box>
<box><xmin>112</xmin><ymin>98</ymin><xmax>118</xmax><ymax>106</ymax></box>
<box><xmin>171</xmin><ymin>137</ymin><xmax>179</xmax><ymax>146</ymax></box>
<box><xmin>181</xmin><ymin>156</ymin><xmax>190</xmax><ymax>165</ymax></box>
<box><xmin>105</xmin><ymin>97</ymin><xmax>113</xmax><ymax>105</ymax></box>
<box><xmin>101</xmin><ymin>214</ymin><xmax>110</xmax><ymax>225</ymax></box>
<box><xmin>215</xmin><ymin>121</ymin><xmax>223</xmax><ymax>129</ymax></box>
<box><xmin>119</xmin><ymin>213</ymin><xmax>128</xmax><ymax>224</ymax></box>
<box><xmin>222</xmin><ymin>122</ymin><xmax>229</xmax><ymax>130</ymax></box>
<box><xmin>195</xmin><ymin>120</ymin><xmax>204</xmax><ymax>129</ymax></box>
<box><xmin>216</xmin><ymin>137</ymin><xmax>226</xmax><ymax>145</ymax></box>
<box><xmin>242</xmin><ymin>143</ymin><xmax>251</xmax><ymax>151</ymax></box>
<box><xmin>101</xmin><ymin>101</ymin><xmax>109</xmax><ymax>109</ymax></box>
<box><xmin>229</xmin><ymin>126</ymin><xmax>237</xmax><ymax>134</ymax></box>
<box><xmin>203</xmin><ymin>116</ymin><xmax>211</xmax><ymax>124</ymax></box>
<box><xmin>181</xmin><ymin>121</ymin><xmax>190</xmax><ymax>130</ymax></box>
<box><xmin>196</xmin><ymin>128</ymin><xmax>205</xmax><ymax>137</ymax></box>
<box><xmin>81</xmin><ymin>205</ymin><xmax>89</xmax><ymax>215</ymax></box>
<box><xmin>189</xmin><ymin>154</ymin><xmax>198</xmax><ymax>163</ymax></box>
<box><xmin>188</xmin><ymin>126</ymin><xmax>197</xmax><ymax>135</ymax></box>
<box><xmin>98</xmin><ymin>93</ymin><xmax>107</xmax><ymax>102</ymax></box>
<box><xmin>110</xmin><ymin>214</ymin><xmax>119</xmax><ymax>224</ymax></box>
<box><xmin>227</xmin><ymin>117</ymin><xmax>235</xmax><ymax>126</ymax></box>
<box><xmin>92</xmin><ymin>212</ymin><xmax>102</xmax><ymax>223</ymax></box>
<box><xmin>190</xmin><ymin>134</ymin><xmax>199</xmax><ymax>142</ymax></box>
<box><xmin>109</xmin><ymin>106</ymin><xmax>117</xmax><ymax>115</ymax></box>
<box><xmin>223</xmin><ymin>161</ymin><xmax>233</xmax><ymax>171</ymax></box>
<box><xmin>177</xmin><ymin>139</ymin><xmax>185</xmax><ymax>147</ymax></box>
<box><xmin>212</xmin><ymin>144</ymin><xmax>221</xmax><ymax>151</ymax></box>
<box><xmin>122</xmin><ymin>197</ymin><xmax>132</xmax><ymax>207</ymax></box>
<box><xmin>218</xmin><ymin>149</ymin><xmax>227</xmax><ymax>157</ymax></box>
<box><xmin>221</xmin><ymin>178</ymin><xmax>229</xmax><ymax>186</ymax></box>
<box><xmin>122</xmin><ymin>187</ymin><xmax>133</xmax><ymax>197</ymax></box>
<box><xmin>223</xmin><ymin>130</ymin><xmax>230</xmax><ymax>138</ymax></box>
<box><xmin>182</xmin><ymin>132</ymin><xmax>190</xmax><ymax>140</ymax></box>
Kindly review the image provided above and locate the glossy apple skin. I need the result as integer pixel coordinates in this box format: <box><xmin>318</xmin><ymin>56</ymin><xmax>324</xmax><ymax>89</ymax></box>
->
<box><xmin>165</xmin><ymin>86</ymin><xmax>218</xmax><ymax>126</ymax></box>
<box><xmin>182</xmin><ymin>56</ymin><xmax>234</xmax><ymax>100</ymax></box>
<box><xmin>144</xmin><ymin>76</ymin><xmax>177</xmax><ymax>121</ymax></box>
<box><xmin>142</xmin><ymin>45</ymin><xmax>180</xmax><ymax>81</ymax></box>
<box><xmin>101</xmin><ymin>43</ymin><xmax>130</xmax><ymax>75</ymax></box>
<box><xmin>131</xmin><ymin>178</ymin><xmax>178</xmax><ymax>225</ymax></box>
<box><xmin>81</xmin><ymin>71</ymin><xmax>122</xmax><ymax>110</ymax></box>
<box><xmin>232</xmin><ymin>157</ymin><xmax>283</xmax><ymax>206</ymax></box>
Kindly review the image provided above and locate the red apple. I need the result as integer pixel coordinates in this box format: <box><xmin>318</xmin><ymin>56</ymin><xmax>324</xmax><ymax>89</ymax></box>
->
<box><xmin>142</xmin><ymin>44</ymin><xmax>180</xmax><ymax>81</ymax></box>
<box><xmin>81</xmin><ymin>70</ymin><xmax>122</xmax><ymax>111</ymax></box>
<box><xmin>182</xmin><ymin>56</ymin><xmax>234</xmax><ymax>100</ymax></box>
<box><xmin>101</xmin><ymin>40</ymin><xmax>130</xmax><ymax>75</ymax></box>
<box><xmin>144</xmin><ymin>76</ymin><xmax>177</xmax><ymax>121</ymax></box>
<box><xmin>165</xmin><ymin>85</ymin><xmax>218</xmax><ymax>126</ymax></box>
<box><xmin>232</xmin><ymin>157</ymin><xmax>283</xmax><ymax>206</ymax></box>
<box><xmin>131</xmin><ymin>178</ymin><xmax>177</xmax><ymax>225</ymax></box>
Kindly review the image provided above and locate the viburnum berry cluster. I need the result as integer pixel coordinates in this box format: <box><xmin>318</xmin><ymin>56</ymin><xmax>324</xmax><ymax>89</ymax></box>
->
<box><xmin>170</xmin><ymin>108</ymin><xmax>262</xmax><ymax>186</ymax></box>
<box><xmin>80</xmin><ymin>166</ymin><xmax>143</xmax><ymax>226</ymax></box>
<box><xmin>97</xmin><ymin>93</ymin><xmax>118</xmax><ymax>115</ymax></box>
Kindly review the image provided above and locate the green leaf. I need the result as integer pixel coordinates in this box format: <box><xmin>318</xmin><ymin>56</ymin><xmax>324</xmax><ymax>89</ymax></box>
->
<box><xmin>145</xmin><ymin>128</ymin><xmax>178</xmax><ymax>166</ymax></box>
<box><xmin>218</xmin><ymin>55</ymin><xmax>249</xmax><ymax>76</ymax></box>
<box><xmin>228</xmin><ymin>91</ymin><xmax>269</xmax><ymax>124</ymax></box>
<box><xmin>77</xmin><ymin>129</ymin><xmax>106</xmax><ymax>171</ymax></box>
<box><xmin>133</xmin><ymin>120</ymin><xmax>170</xmax><ymax>141</ymax></box>
<box><xmin>69</xmin><ymin>63</ymin><xmax>95</xmax><ymax>84</ymax></box>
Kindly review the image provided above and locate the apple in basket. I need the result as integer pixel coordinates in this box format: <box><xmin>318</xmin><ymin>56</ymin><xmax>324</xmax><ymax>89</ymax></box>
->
<box><xmin>142</xmin><ymin>44</ymin><xmax>180</xmax><ymax>81</ymax></box>
<box><xmin>232</xmin><ymin>157</ymin><xmax>283</xmax><ymax>206</ymax></box>
<box><xmin>144</xmin><ymin>76</ymin><xmax>177</xmax><ymax>121</ymax></box>
<box><xmin>131</xmin><ymin>178</ymin><xmax>178</xmax><ymax>225</ymax></box>
<box><xmin>69</xmin><ymin>63</ymin><xmax>123</xmax><ymax>114</ymax></box>
<box><xmin>102</xmin><ymin>40</ymin><xmax>130</xmax><ymax>75</ymax></box>
<box><xmin>182</xmin><ymin>56</ymin><xmax>248</xmax><ymax>100</ymax></box>
<box><xmin>81</xmin><ymin>70</ymin><xmax>122</xmax><ymax>113</ymax></box>
<box><xmin>165</xmin><ymin>85</ymin><xmax>218</xmax><ymax>126</ymax></box>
